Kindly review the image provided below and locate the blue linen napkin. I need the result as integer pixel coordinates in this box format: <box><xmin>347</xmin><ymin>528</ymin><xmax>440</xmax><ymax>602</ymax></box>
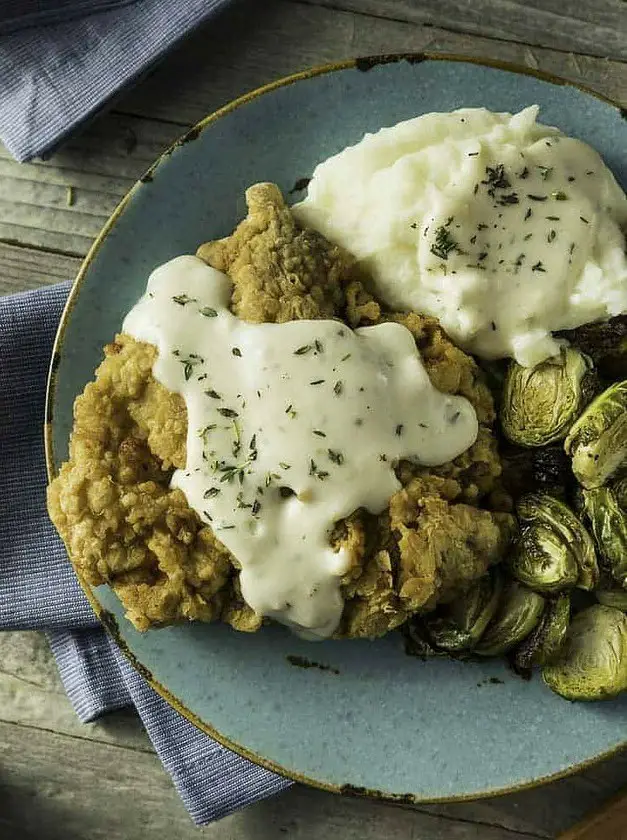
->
<box><xmin>0</xmin><ymin>0</ymin><xmax>231</xmax><ymax>162</ymax></box>
<box><xmin>0</xmin><ymin>283</ymin><xmax>291</xmax><ymax>824</ymax></box>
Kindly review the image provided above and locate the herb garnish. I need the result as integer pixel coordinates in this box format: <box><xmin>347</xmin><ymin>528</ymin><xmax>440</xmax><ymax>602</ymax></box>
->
<box><xmin>217</xmin><ymin>407</ymin><xmax>239</xmax><ymax>418</ymax></box>
<box><xmin>231</xmin><ymin>347</ymin><xmax>242</xmax><ymax>357</ymax></box>
<box><xmin>200</xmin><ymin>306</ymin><xmax>218</xmax><ymax>318</ymax></box>
<box><xmin>532</xmin><ymin>261</ymin><xmax>546</xmax><ymax>273</ymax></box>
<box><xmin>430</xmin><ymin>226</ymin><xmax>459</xmax><ymax>260</ymax></box>
<box><xmin>205</xmin><ymin>389</ymin><xmax>221</xmax><ymax>399</ymax></box>
<box><xmin>333</xmin><ymin>380</ymin><xmax>343</xmax><ymax>396</ymax></box>
<box><xmin>328</xmin><ymin>449</ymin><xmax>344</xmax><ymax>465</ymax></box>
<box><xmin>172</xmin><ymin>294</ymin><xmax>196</xmax><ymax>306</ymax></box>
<box><xmin>395</xmin><ymin>424</ymin><xmax>404</xmax><ymax>436</ymax></box>
<box><xmin>294</xmin><ymin>344</ymin><xmax>311</xmax><ymax>356</ymax></box>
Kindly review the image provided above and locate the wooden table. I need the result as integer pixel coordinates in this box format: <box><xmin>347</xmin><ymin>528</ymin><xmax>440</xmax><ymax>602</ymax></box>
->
<box><xmin>1</xmin><ymin>2</ymin><xmax>626</xmax><ymax>837</ymax></box>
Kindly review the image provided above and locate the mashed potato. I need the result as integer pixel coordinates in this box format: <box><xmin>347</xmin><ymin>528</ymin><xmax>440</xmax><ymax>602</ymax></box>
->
<box><xmin>294</xmin><ymin>106</ymin><xmax>627</xmax><ymax>367</ymax></box>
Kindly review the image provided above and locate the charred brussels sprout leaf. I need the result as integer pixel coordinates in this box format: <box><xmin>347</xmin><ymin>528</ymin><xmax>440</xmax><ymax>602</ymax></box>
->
<box><xmin>514</xmin><ymin>493</ymin><xmax>598</xmax><ymax>591</ymax></box>
<box><xmin>542</xmin><ymin>605</ymin><xmax>627</xmax><ymax>701</ymax></box>
<box><xmin>558</xmin><ymin>315</ymin><xmax>627</xmax><ymax>381</ymax></box>
<box><xmin>583</xmin><ymin>480</ymin><xmax>627</xmax><ymax>589</ymax></box>
<box><xmin>501</xmin><ymin>348</ymin><xmax>596</xmax><ymax>447</ymax></box>
<box><xmin>596</xmin><ymin>589</ymin><xmax>627</xmax><ymax>611</ymax></box>
<box><xmin>514</xmin><ymin>593</ymin><xmax>570</xmax><ymax>670</ymax></box>
<box><xmin>421</xmin><ymin>572</ymin><xmax>502</xmax><ymax>652</ymax></box>
<box><xmin>475</xmin><ymin>581</ymin><xmax>545</xmax><ymax>657</ymax></box>
<box><xmin>564</xmin><ymin>380</ymin><xmax>627</xmax><ymax>489</ymax></box>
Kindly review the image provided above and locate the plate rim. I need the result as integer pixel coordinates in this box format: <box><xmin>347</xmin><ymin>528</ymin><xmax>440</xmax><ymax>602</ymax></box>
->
<box><xmin>44</xmin><ymin>52</ymin><xmax>627</xmax><ymax>804</ymax></box>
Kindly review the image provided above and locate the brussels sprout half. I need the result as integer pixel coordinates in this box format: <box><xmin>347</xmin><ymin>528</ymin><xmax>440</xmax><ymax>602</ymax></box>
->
<box><xmin>514</xmin><ymin>593</ymin><xmax>570</xmax><ymax>670</ymax></box>
<box><xmin>583</xmin><ymin>481</ymin><xmax>627</xmax><ymax>589</ymax></box>
<box><xmin>565</xmin><ymin>380</ymin><xmax>627</xmax><ymax>489</ymax></box>
<box><xmin>514</xmin><ymin>493</ymin><xmax>599</xmax><ymax>592</ymax></box>
<box><xmin>475</xmin><ymin>581</ymin><xmax>545</xmax><ymax>657</ymax></box>
<box><xmin>542</xmin><ymin>605</ymin><xmax>627</xmax><ymax>701</ymax></box>
<box><xmin>421</xmin><ymin>571</ymin><xmax>502</xmax><ymax>652</ymax></box>
<box><xmin>502</xmin><ymin>347</ymin><xmax>595</xmax><ymax>448</ymax></box>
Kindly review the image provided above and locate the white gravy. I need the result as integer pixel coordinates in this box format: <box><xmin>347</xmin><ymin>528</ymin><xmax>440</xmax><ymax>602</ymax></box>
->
<box><xmin>123</xmin><ymin>255</ymin><xmax>478</xmax><ymax>637</ymax></box>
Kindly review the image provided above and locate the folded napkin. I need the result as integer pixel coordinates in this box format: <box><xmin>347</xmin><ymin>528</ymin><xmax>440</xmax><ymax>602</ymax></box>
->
<box><xmin>0</xmin><ymin>0</ymin><xmax>231</xmax><ymax>162</ymax></box>
<box><xmin>0</xmin><ymin>284</ymin><xmax>291</xmax><ymax>824</ymax></box>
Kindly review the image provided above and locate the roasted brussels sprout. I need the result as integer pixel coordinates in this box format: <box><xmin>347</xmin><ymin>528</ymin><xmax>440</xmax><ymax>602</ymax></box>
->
<box><xmin>514</xmin><ymin>593</ymin><xmax>570</xmax><ymax>670</ymax></box>
<box><xmin>500</xmin><ymin>444</ymin><xmax>573</xmax><ymax>500</ymax></box>
<box><xmin>564</xmin><ymin>380</ymin><xmax>627</xmax><ymax>489</ymax></box>
<box><xmin>502</xmin><ymin>347</ymin><xmax>596</xmax><ymax>447</ymax></box>
<box><xmin>421</xmin><ymin>572</ymin><xmax>502</xmax><ymax>652</ymax></box>
<box><xmin>514</xmin><ymin>493</ymin><xmax>599</xmax><ymax>591</ymax></box>
<box><xmin>542</xmin><ymin>605</ymin><xmax>627</xmax><ymax>701</ymax></box>
<box><xmin>510</xmin><ymin>524</ymin><xmax>578</xmax><ymax>593</ymax></box>
<box><xmin>475</xmin><ymin>581</ymin><xmax>545</xmax><ymax>657</ymax></box>
<box><xmin>596</xmin><ymin>590</ymin><xmax>627</xmax><ymax>611</ymax></box>
<box><xmin>583</xmin><ymin>480</ymin><xmax>627</xmax><ymax>589</ymax></box>
<box><xmin>559</xmin><ymin>315</ymin><xmax>627</xmax><ymax>381</ymax></box>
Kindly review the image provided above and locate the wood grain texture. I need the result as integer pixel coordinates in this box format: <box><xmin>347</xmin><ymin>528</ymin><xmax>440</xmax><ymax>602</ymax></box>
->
<box><xmin>1</xmin><ymin>632</ymin><xmax>626</xmax><ymax>839</ymax></box>
<box><xmin>0</xmin><ymin>1</ymin><xmax>624</xmax><ymax>257</ymax></box>
<box><xmin>293</xmin><ymin>0</ymin><xmax>627</xmax><ymax>61</ymax></box>
<box><xmin>1</xmin><ymin>1</ymin><xmax>626</xmax><ymax>837</ymax></box>
<box><xmin>558</xmin><ymin>787</ymin><xmax>627</xmax><ymax>840</ymax></box>
<box><xmin>118</xmin><ymin>0</ymin><xmax>627</xmax><ymax>127</ymax></box>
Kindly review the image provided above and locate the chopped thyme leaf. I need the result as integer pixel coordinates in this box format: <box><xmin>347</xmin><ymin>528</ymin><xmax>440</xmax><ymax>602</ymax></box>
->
<box><xmin>314</xmin><ymin>339</ymin><xmax>324</xmax><ymax>353</ymax></box>
<box><xmin>203</xmin><ymin>511</ymin><xmax>213</xmax><ymax>521</ymax></box>
<box><xmin>523</xmin><ymin>233</ymin><xmax>533</xmax><ymax>241</ymax></box>
<box><xmin>328</xmin><ymin>449</ymin><xmax>344</xmax><ymax>465</ymax></box>
<box><xmin>518</xmin><ymin>166</ymin><xmax>529</xmax><ymax>179</ymax></box>
<box><xmin>313</xmin><ymin>430</ymin><xmax>327</xmax><ymax>438</ymax></box>
<box><xmin>477</xmin><ymin>223</ymin><xmax>489</xmax><ymax>230</ymax></box>
<box><xmin>333</xmin><ymin>381</ymin><xmax>343</xmax><ymax>396</ymax></box>
<box><xmin>496</xmin><ymin>192</ymin><xmax>519</xmax><ymax>206</ymax></box>
<box><xmin>527</xmin><ymin>194</ymin><xmax>547</xmax><ymax>201</ymax></box>
<box><xmin>469</xmin><ymin>234</ymin><xmax>477</xmax><ymax>245</ymax></box>
<box><xmin>294</xmin><ymin>344</ymin><xmax>312</xmax><ymax>355</ymax></box>
<box><xmin>395</xmin><ymin>424</ymin><xmax>404</xmax><ymax>436</ymax></box>
<box><xmin>524</xmin><ymin>208</ymin><xmax>533</xmax><ymax>221</ymax></box>
<box><xmin>537</xmin><ymin>165</ymin><xmax>553</xmax><ymax>180</ymax></box>
<box><xmin>310</xmin><ymin>379</ymin><xmax>325</xmax><ymax>385</ymax></box>
<box><xmin>490</xmin><ymin>321</ymin><xmax>497</xmax><ymax>331</ymax></box>
<box><xmin>279</xmin><ymin>462</ymin><xmax>291</xmax><ymax>470</ymax></box>
<box><xmin>444</xmin><ymin>216</ymin><xmax>454</xmax><ymax>227</ymax></box>
<box><xmin>580</xmin><ymin>216</ymin><xmax>589</xmax><ymax>224</ymax></box>
<box><xmin>478</xmin><ymin>252</ymin><xmax>488</xmax><ymax>261</ymax></box>
<box><xmin>482</xmin><ymin>164</ymin><xmax>511</xmax><ymax>197</ymax></box>
<box><xmin>340</xmin><ymin>353</ymin><xmax>351</xmax><ymax>362</ymax></box>
<box><xmin>279</xmin><ymin>486</ymin><xmax>294</xmax><ymax>498</ymax></box>
<box><xmin>552</xmin><ymin>191</ymin><xmax>568</xmax><ymax>201</ymax></box>
<box><xmin>200</xmin><ymin>306</ymin><xmax>217</xmax><ymax>317</ymax></box>
<box><xmin>172</xmin><ymin>294</ymin><xmax>196</xmax><ymax>306</ymax></box>
<box><xmin>546</xmin><ymin>215</ymin><xmax>560</xmax><ymax>221</ymax></box>
<box><xmin>548</xmin><ymin>229</ymin><xmax>557</xmax><ymax>242</ymax></box>
<box><xmin>251</xmin><ymin>499</ymin><xmax>261</xmax><ymax>516</ymax></box>
<box><xmin>430</xmin><ymin>225</ymin><xmax>459</xmax><ymax>260</ymax></box>
<box><xmin>532</xmin><ymin>261</ymin><xmax>546</xmax><ymax>272</ymax></box>
<box><xmin>569</xmin><ymin>243</ymin><xmax>576</xmax><ymax>255</ymax></box>
<box><xmin>204</xmin><ymin>487</ymin><xmax>220</xmax><ymax>499</ymax></box>
<box><xmin>217</xmin><ymin>407</ymin><xmax>238</xmax><ymax>418</ymax></box>
<box><xmin>231</xmin><ymin>347</ymin><xmax>242</xmax><ymax>357</ymax></box>
<box><xmin>205</xmin><ymin>389</ymin><xmax>221</xmax><ymax>399</ymax></box>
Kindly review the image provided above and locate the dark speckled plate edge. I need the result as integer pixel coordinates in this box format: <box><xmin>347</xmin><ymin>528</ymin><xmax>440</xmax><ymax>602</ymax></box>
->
<box><xmin>44</xmin><ymin>53</ymin><xmax>627</xmax><ymax>804</ymax></box>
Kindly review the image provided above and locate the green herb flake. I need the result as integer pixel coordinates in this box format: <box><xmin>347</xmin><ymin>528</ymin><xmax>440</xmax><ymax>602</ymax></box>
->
<box><xmin>200</xmin><ymin>306</ymin><xmax>218</xmax><ymax>318</ymax></box>
<box><xmin>231</xmin><ymin>347</ymin><xmax>242</xmax><ymax>357</ymax></box>
<box><xmin>313</xmin><ymin>430</ymin><xmax>326</xmax><ymax>438</ymax></box>
<box><xmin>203</xmin><ymin>487</ymin><xmax>220</xmax><ymax>499</ymax></box>
<box><xmin>430</xmin><ymin>226</ymin><xmax>459</xmax><ymax>261</ymax></box>
<box><xmin>532</xmin><ymin>261</ymin><xmax>546</xmax><ymax>273</ymax></box>
<box><xmin>552</xmin><ymin>191</ymin><xmax>568</xmax><ymax>201</ymax></box>
<box><xmin>328</xmin><ymin>449</ymin><xmax>344</xmax><ymax>465</ymax></box>
<box><xmin>294</xmin><ymin>344</ymin><xmax>312</xmax><ymax>356</ymax></box>
<box><xmin>217</xmin><ymin>408</ymin><xmax>239</xmax><ymax>418</ymax></box>
<box><xmin>333</xmin><ymin>380</ymin><xmax>343</xmax><ymax>396</ymax></box>
<box><xmin>172</xmin><ymin>294</ymin><xmax>197</xmax><ymax>306</ymax></box>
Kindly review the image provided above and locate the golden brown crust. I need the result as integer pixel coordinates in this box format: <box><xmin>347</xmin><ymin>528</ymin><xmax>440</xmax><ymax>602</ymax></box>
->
<box><xmin>48</xmin><ymin>182</ymin><xmax>514</xmax><ymax>638</ymax></box>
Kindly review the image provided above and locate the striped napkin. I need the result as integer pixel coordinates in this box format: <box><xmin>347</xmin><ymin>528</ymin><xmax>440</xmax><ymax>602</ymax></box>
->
<box><xmin>0</xmin><ymin>283</ymin><xmax>291</xmax><ymax>824</ymax></box>
<box><xmin>0</xmin><ymin>0</ymin><xmax>230</xmax><ymax>162</ymax></box>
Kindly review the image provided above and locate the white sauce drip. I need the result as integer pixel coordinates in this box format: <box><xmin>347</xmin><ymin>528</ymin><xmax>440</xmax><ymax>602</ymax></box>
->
<box><xmin>123</xmin><ymin>256</ymin><xmax>478</xmax><ymax>638</ymax></box>
<box><xmin>294</xmin><ymin>106</ymin><xmax>627</xmax><ymax>367</ymax></box>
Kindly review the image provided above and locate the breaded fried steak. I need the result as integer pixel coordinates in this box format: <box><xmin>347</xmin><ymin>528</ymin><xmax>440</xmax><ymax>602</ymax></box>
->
<box><xmin>48</xmin><ymin>184</ymin><xmax>514</xmax><ymax>637</ymax></box>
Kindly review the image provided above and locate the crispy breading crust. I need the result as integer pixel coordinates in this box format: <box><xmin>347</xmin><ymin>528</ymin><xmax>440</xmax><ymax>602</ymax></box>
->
<box><xmin>48</xmin><ymin>183</ymin><xmax>515</xmax><ymax>638</ymax></box>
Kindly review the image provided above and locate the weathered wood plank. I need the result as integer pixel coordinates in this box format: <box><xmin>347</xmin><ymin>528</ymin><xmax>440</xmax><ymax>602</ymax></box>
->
<box><xmin>0</xmin><ymin>243</ymin><xmax>80</xmax><ymax>295</ymax></box>
<box><xmin>0</xmin><ymin>115</ymin><xmax>184</xmax><ymax>256</ymax></box>
<box><xmin>0</xmin><ymin>2</ymin><xmax>623</xmax><ymax>257</ymax></box>
<box><xmin>1</xmin><ymin>631</ymin><xmax>625</xmax><ymax>839</ymax></box>
<box><xmin>293</xmin><ymin>0</ymin><xmax>627</xmax><ymax>62</ymax></box>
<box><xmin>117</xmin><ymin>0</ymin><xmax>626</xmax><ymax>127</ymax></box>
<box><xmin>0</xmin><ymin>719</ymin><xmax>549</xmax><ymax>840</ymax></box>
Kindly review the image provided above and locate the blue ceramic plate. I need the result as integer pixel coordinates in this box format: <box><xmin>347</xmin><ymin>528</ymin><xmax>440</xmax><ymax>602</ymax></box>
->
<box><xmin>46</xmin><ymin>56</ymin><xmax>627</xmax><ymax>802</ymax></box>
